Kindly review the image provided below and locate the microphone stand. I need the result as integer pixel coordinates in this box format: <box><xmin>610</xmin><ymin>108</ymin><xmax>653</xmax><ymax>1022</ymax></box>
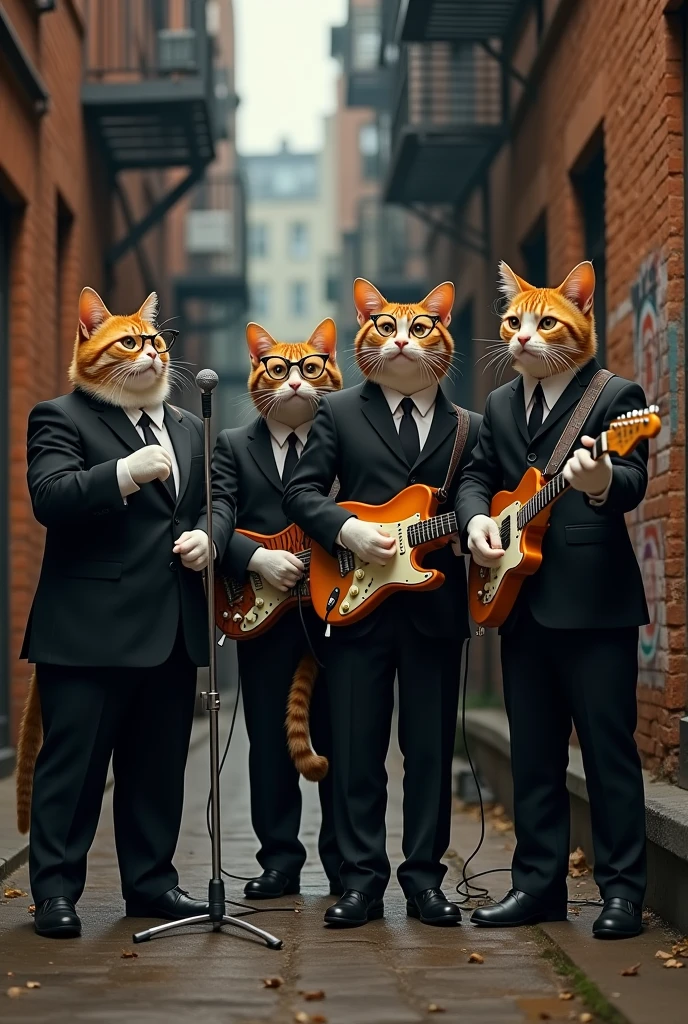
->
<box><xmin>132</xmin><ymin>369</ymin><xmax>282</xmax><ymax>950</ymax></box>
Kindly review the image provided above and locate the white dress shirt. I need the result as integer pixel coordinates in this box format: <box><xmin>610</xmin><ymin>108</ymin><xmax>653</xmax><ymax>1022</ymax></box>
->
<box><xmin>380</xmin><ymin>383</ymin><xmax>438</xmax><ymax>448</ymax></box>
<box><xmin>116</xmin><ymin>404</ymin><xmax>180</xmax><ymax>500</ymax></box>
<box><xmin>266</xmin><ymin>418</ymin><xmax>313</xmax><ymax>479</ymax></box>
<box><xmin>521</xmin><ymin>369</ymin><xmax>610</xmax><ymax>504</ymax></box>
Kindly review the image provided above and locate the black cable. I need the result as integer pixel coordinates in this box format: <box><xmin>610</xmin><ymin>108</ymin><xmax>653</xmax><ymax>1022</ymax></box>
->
<box><xmin>297</xmin><ymin>589</ymin><xmax>324</xmax><ymax>669</ymax></box>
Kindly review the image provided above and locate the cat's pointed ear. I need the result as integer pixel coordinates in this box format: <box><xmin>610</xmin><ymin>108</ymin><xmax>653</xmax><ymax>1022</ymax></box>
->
<box><xmin>308</xmin><ymin>318</ymin><xmax>337</xmax><ymax>359</ymax></box>
<box><xmin>353</xmin><ymin>278</ymin><xmax>387</xmax><ymax>326</ymax></box>
<box><xmin>246</xmin><ymin>322</ymin><xmax>276</xmax><ymax>366</ymax></box>
<box><xmin>137</xmin><ymin>292</ymin><xmax>159</xmax><ymax>324</ymax></box>
<box><xmin>421</xmin><ymin>282</ymin><xmax>455</xmax><ymax>326</ymax></box>
<box><xmin>559</xmin><ymin>261</ymin><xmax>595</xmax><ymax>314</ymax></box>
<box><xmin>497</xmin><ymin>262</ymin><xmax>532</xmax><ymax>302</ymax></box>
<box><xmin>78</xmin><ymin>287</ymin><xmax>111</xmax><ymax>342</ymax></box>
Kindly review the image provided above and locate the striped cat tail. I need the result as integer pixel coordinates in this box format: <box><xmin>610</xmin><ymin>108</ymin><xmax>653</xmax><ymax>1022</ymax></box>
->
<box><xmin>16</xmin><ymin>671</ymin><xmax>42</xmax><ymax>834</ymax></box>
<box><xmin>285</xmin><ymin>653</ymin><xmax>328</xmax><ymax>782</ymax></box>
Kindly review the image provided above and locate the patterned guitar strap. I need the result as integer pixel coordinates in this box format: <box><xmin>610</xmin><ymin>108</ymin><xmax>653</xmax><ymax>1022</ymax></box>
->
<box><xmin>436</xmin><ymin>405</ymin><xmax>471</xmax><ymax>504</ymax></box>
<box><xmin>542</xmin><ymin>369</ymin><xmax>615</xmax><ymax>478</ymax></box>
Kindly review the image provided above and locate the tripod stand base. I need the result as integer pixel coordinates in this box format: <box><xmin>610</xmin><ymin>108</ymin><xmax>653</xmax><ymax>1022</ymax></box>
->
<box><xmin>132</xmin><ymin>913</ymin><xmax>283</xmax><ymax>949</ymax></box>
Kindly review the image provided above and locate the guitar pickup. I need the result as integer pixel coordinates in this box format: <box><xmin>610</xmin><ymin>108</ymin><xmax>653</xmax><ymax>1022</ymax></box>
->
<box><xmin>336</xmin><ymin>546</ymin><xmax>355</xmax><ymax>577</ymax></box>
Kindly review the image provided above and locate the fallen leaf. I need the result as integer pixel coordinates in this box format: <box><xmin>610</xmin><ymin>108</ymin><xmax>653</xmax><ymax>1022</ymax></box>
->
<box><xmin>6</xmin><ymin>972</ymin><xmax>13</xmax><ymax>977</ymax></box>
<box><xmin>655</xmin><ymin>950</ymin><xmax>672</xmax><ymax>960</ymax></box>
<box><xmin>120</xmin><ymin>949</ymin><xmax>138</xmax><ymax>959</ymax></box>
<box><xmin>6</xmin><ymin>988</ymin><xmax>24</xmax><ymax>998</ymax></box>
<box><xmin>493</xmin><ymin>820</ymin><xmax>513</xmax><ymax>833</ymax></box>
<box><xmin>468</xmin><ymin>952</ymin><xmax>484</xmax><ymax>964</ymax></box>
<box><xmin>620</xmin><ymin>963</ymin><xmax>640</xmax><ymax>977</ymax></box>
<box><xmin>311</xmin><ymin>1017</ymin><xmax>328</xmax><ymax>1024</ymax></box>
<box><xmin>568</xmin><ymin>848</ymin><xmax>590</xmax><ymax>878</ymax></box>
<box><xmin>427</xmin><ymin>1006</ymin><xmax>446</xmax><ymax>1014</ymax></box>
<box><xmin>579</xmin><ymin>1015</ymin><xmax>593</xmax><ymax>1023</ymax></box>
<box><xmin>294</xmin><ymin>1015</ymin><xmax>310</xmax><ymax>1024</ymax></box>
<box><xmin>299</xmin><ymin>990</ymin><xmax>325</xmax><ymax>1001</ymax></box>
<box><xmin>25</xmin><ymin>981</ymin><xmax>41</xmax><ymax>989</ymax></box>
<box><xmin>28</xmin><ymin>905</ymin><xmax>35</xmax><ymax>915</ymax></box>
<box><xmin>4</xmin><ymin>889</ymin><xmax>28</xmax><ymax>899</ymax></box>
<box><xmin>671</xmin><ymin>939</ymin><xmax>688</xmax><ymax>956</ymax></box>
<box><xmin>264</xmin><ymin>976</ymin><xmax>285</xmax><ymax>988</ymax></box>
<box><xmin>664</xmin><ymin>959</ymin><xmax>684</xmax><ymax>969</ymax></box>
<box><xmin>559</xmin><ymin>991</ymin><xmax>574</xmax><ymax>1000</ymax></box>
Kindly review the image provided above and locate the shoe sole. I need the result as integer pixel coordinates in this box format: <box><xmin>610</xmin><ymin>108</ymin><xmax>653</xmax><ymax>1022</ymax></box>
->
<box><xmin>471</xmin><ymin>912</ymin><xmax>568</xmax><ymax>928</ymax></box>
<box><xmin>324</xmin><ymin>905</ymin><xmax>384</xmax><ymax>927</ymax></box>
<box><xmin>407</xmin><ymin>906</ymin><xmax>461</xmax><ymax>926</ymax></box>
<box><xmin>593</xmin><ymin>926</ymin><xmax>642</xmax><ymax>940</ymax></box>
<box><xmin>243</xmin><ymin>886</ymin><xmax>300</xmax><ymax>901</ymax></box>
<box><xmin>35</xmin><ymin>924</ymin><xmax>81</xmax><ymax>939</ymax></box>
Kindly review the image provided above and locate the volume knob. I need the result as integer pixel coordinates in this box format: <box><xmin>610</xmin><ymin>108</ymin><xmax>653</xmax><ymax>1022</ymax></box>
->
<box><xmin>232</xmin><ymin>613</ymin><xmax>243</xmax><ymax>623</ymax></box>
<box><xmin>255</xmin><ymin>598</ymin><xmax>264</xmax><ymax>608</ymax></box>
<box><xmin>340</xmin><ymin>601</ymin><xmax>350</xmax><ymax>613</ymax></box>
<box><xmin>355</xmin><ymin>568</ymin><xmax>365</xmax><ymax>580</ymax></box>
<box><xmin>349</xmin><ymin>586</ymin><xmax>359</xmax><ymax>597</ymax></box>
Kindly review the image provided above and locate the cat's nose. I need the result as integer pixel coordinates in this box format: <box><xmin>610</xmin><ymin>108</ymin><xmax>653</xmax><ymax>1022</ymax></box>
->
<box><xmin>517</xmin><ymin>334</ymin><xmax>531</xmax><ymax>347</ymax></box>
<box><xmin>289</xmin><ymin>380</ymin><xmax>302</xmax><ymax>392</ymax></box>
<box><xmin>395</xmin><ymin>339</ymin><xmax>408</xmax><ymax>350</ymax></box>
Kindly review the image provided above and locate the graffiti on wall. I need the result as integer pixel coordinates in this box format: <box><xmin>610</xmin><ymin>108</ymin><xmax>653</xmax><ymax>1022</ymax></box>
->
<box><xmin>637</xmin><ymin>521</ymin><xmax>665</xmax><ymax>688</ymax></box>
<box><xmin>630</xmin><ymin>253</ymin><xmax>665</xmax><ymax>410</ymax></box>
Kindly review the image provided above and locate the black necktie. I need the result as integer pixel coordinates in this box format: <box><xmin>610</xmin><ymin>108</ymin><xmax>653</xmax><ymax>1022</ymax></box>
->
<box><xmin>528</xmin><ymin>383</ymin><xmax>545</xmax><ymax>439</ymax></box>
<box><xmin>399</xmin><ymin>396</ymin><xmax>421</xmax><ymax>466</ymax></box>
<box><xmin>137</xmin><ymin>411</ymin><xmax>176</xmax><ymax>500</ymax></box>
<box><xmin>282</xmin><ymin>432</ymin><xmax>300</xmax><ymax>485</ymax></box>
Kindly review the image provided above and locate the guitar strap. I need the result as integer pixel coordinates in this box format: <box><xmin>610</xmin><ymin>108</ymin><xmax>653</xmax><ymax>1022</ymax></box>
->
<box><xmin>543</xmin><ymin>368</ymin><xmax>615</xmax><ymax>479</ymax></box>
<box><xmin>436</xmin><ymin>405</ymin><xmax>471</xmax><ymax>504</ymax></box>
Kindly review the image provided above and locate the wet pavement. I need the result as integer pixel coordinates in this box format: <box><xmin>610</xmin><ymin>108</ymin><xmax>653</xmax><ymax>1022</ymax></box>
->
<box><xmin>1</xmin><ymin>702</ymin><xmax>686</xmax><ymax>1023</ymax></box>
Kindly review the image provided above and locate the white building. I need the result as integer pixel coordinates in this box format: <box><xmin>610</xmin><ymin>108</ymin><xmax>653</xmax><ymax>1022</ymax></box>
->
<box><xmin>242</xmin><ymin>139</ymin><xmax>337</xmax><ymax>345</ymax></box>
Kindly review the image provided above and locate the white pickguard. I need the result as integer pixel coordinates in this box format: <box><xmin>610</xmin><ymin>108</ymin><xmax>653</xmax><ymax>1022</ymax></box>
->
<box><xmin>337</xmin><ymin>513</ymin><xmax>433</xmax><ymax>618</ymax></box>
<box><xmin>473</xmin><ymin>500</ymin><xmax>524</xmax><ymax>607</ymax></box>
<box><xmin>239</xmin><ymin>574</ymin><xmax>291</xmax><ymax>634</ymax></box>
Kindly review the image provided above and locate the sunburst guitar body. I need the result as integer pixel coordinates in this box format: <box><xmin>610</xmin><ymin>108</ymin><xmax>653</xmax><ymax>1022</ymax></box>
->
<box><xmin>469</xmin><ymin>406</ymin><xmax>661</xmax><ymax>628</ymax></box>
<box><xmin>215</xmin><ymin>523</ymin><xmax>311</xmax><ymax>639</ymax></box>
<box><xmin>309</xmin><ymin>484</ymin><xmax>458</xmax><ymax>626</ymax></box>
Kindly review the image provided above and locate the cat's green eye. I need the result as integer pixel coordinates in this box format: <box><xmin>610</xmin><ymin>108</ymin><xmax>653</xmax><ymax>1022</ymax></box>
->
<box><xmin>507</xmin><ymin>316</ymin><xmax>520</xmax><ymax>330</ymax></box>
<box><xmin>120</xmin><ymin>336</ymin><xmax>138</xmax><ymax>350</ymax></box>
<box><xmin>539</xmin><ymin>316</ymin><xmax>557</xmax><ymax>330</ymax></box>
<box><xmin>372</xmin><ymin>314</ymin><xmax>396</xmax><ymax>337</ymax></box>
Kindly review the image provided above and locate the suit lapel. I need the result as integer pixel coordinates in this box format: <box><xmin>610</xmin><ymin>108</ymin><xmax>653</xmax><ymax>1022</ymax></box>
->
<box><xmin>87</xmin><ymin>394</ymin><xmax>146</xmax><ymax>453</ymax></box>
<box><xmin>164</xmin><ymin>404</ymin><xmax>191</xmax><ymax>507</ymax></box>
<box><xmin>412</xmin><ymin>387</ymin><xmax>457</xmax><ymax>472</ymax></box>
<box><xmin>360</xmin><ymin>380</ymin><xmax>408</xmax><ymax>467</ymax></box>
<box><xmin>247</xmin><ymin>417</ymin><xmax>283</xmax><ymax>494</ymax></box>
<box><xmin>509</xmin><ymin>377</ymin><xmax>530</xmax><ymax>446</ymax></box>
<box><xmin>530</xmin><ymin>359</ymin><xmax>600</xmax><ymax>444</ymax></box>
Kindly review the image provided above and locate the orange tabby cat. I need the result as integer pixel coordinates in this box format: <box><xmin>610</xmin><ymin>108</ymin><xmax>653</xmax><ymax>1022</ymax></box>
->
<box><xmin>497</xmin><ymin>260</ymin><xmax>597</xmax><ymax>377</ymax></box>
<box><xmin>242</xmin><ymin>320</ymin><xmax>341</xmax><ymax>783</ymax></box>
<box><xmin>285</xmin><ymin>280</ymin><xmax>457</xmax><ymax>781</ymax></box>
<box><xmin>16</xmin><ymin>287</ymin><xmax>175</xmax><ymax>833</ymax></box>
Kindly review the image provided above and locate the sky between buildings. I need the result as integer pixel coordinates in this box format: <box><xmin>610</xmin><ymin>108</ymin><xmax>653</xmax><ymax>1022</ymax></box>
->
<box><xmin>234</xmin><ymin>0</ymin><xmax>347</xmax><ymax>155</ymax></box>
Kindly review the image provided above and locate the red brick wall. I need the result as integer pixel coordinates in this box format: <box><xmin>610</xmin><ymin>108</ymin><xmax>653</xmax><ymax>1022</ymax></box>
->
<box><xmin>0</xmin><ymin>2</ymin><xmax>159</xmax><ymax>745</ymax></box>
<box><xmin>431</xmin><ymin>0</ymin><xmax>686</xmax><ymax>776</ymax></box>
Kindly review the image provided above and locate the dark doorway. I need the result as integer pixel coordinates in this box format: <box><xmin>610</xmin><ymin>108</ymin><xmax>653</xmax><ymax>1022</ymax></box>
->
<box><xmin>453</xmin><ymin>301</ymin><xmax>474</xmax><ymax>409</ymax></box>
<box><xmin>573</xmin><ymin>139</ymin><xmax>607</xmax><ymax>365</ymax></box>
<box><xmin>0</xmin><ymin>197</ymin><xmax>11</xmax><ymax>765</ymax></box>
<box><xmin>521</xmin><ymin>214</ymin><xmax>548</xmax><ymax>287</ymax></box>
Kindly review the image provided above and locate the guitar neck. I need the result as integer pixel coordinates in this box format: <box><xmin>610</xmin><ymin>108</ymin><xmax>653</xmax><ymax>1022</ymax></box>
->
<box><xmin>407</xmin><ymin>511</ymin><xmax>458</xmax><ymax>548</ymax></box>
<box><xmin>518</xmin><ymin>432</ymin><xmax>606</xmax><ymax>529</ymax></box>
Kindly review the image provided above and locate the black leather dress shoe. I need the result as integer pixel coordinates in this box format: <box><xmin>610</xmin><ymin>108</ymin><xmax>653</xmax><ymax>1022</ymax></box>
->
<box><xmin>243</xmin><ymin>870</ymin><xmax>300</xmax><ymax>900</ymax></box>
<box><xmin>324</xmin><ymin>889</ymin><xmax>384</xmax><ymax>927</ymax></box>
<box><xmin>407</xmin><ymin>888</ymin><xmax>462</xmax><ymax>926</ymax></box>
<box><xmin>126</xmin><ymin>886</ymin><xmax>209</xmax><ymax>920</ymax></box>
<box><xmin>471</xmin><ymin>889</ymin><xmax>567</xmax><ymax>927</ymax></box>
<box><xmin>592</xmin><ymin>898</ymin><xmax>642</xmax><ymax>939</ymax></box>
<box><xmin>34</xmin><ymin>897</ymin><xmax>82</xmax><ymax>939</ymax></box>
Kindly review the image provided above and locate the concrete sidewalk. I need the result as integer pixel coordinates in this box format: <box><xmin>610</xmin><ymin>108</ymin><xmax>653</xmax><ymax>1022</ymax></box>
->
<box><xmin>0</xmin><ymin>706</ymin><xmax>686</xmax><ymax>1023</ymax></box>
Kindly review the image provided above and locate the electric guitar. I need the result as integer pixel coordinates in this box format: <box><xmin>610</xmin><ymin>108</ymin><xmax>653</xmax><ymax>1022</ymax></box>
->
<box><xmin>468</xmin><ymin>406</ymin><xmax>661</xmax><ymax>628</ymax></box>
<box><xmin>215</xmin><ymin>524</ymin><xmax>311</xmax><ymax>639</ymax></box>
<box><xmin>308</xmin><ymin>483</ymin><xmax>458</xmax><ymax>627</ymax></box>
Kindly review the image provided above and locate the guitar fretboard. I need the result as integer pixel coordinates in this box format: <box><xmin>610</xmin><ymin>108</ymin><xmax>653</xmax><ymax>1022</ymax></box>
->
<box><xmin>407</xmin><ymin>512</ymin><xmax>458</xmax><ymax>548</ymax></box>
<box><xmin>516</xmin><ymin>434</ymin><xmax>605</xmax><ymax>529</ymax></box>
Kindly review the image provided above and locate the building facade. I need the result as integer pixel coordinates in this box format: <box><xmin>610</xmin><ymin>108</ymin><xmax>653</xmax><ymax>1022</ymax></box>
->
<box><xmin>0</xmin><ymin>0</ymin><xmax>245</xmax><ymax>761</ymax></box>
<box><xmin>378</xmin><ymin>0</ymin><xmax>687</xmax><ymax>780</ymax></box>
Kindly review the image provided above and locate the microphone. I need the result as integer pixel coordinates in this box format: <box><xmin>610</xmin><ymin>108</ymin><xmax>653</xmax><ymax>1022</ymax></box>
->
<box><xmin>196</xmin><ymin>368</ymin><xmax>219</xmax><ymax>419</ymax></box>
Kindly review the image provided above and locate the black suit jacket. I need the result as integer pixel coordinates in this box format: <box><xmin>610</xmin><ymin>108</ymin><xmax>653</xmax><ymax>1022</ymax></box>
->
<box><xmin>456</xmin><ymin>359</ymin><xmax>650</xmax><ymax>631</ymax></box>
<box><xmin>22</xmin><ymin>389</ymin><xmax>235</xmax><ymax>667</ymax></box>
<box><xmin>282</xmin><ymin>381</ymin><xmax>482</xmax><ymax>639</ymax></box>
<box><xmin>214</xmin><ymin>416</ymin><xmax>294</xmax><ymax>578</ymax></box>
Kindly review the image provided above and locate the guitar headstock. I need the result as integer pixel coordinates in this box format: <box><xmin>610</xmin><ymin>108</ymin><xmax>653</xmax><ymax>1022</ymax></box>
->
<box><xmin>604</xmin><ymin>406</ymin><xmax>661</xmax><ymax>456</ymax></box>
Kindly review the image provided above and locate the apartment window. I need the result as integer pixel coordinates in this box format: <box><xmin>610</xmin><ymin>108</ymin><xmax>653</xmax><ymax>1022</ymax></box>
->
<box><xmin>290</xmin><ymin>282</ymin><xmax>308</xmax><ymax>317</ymax></box>
<box><xmin>521</xmin><ymin>215</ymin><xmax>548</xmax><ymax>287</ymax></box>
<box><xmin>351</xmin><ymin>7</ymin><xmax>380</xmax><ymax>72</ymax></box>
<box><xmin>250</xmin><ymin>282</ymin><xmax>270</xmax><ymax>317</ymax></box>
<box><xmin>288</xmin><ymin>222</ymin><xmax>310</xmax><ymax>260</ymax></box>
<box><xmin>248</xmin><ymin>223</ymin><xmax>269</xmax><ymax>259</ymax></box>
<box><xmin>359</xmin><ymin>122</ymin><xmax>379</xmax><ymax>180</ymax></box>
<box><xmin>453</xmin><ymin>301</ymin><xmax>474</xmax><ymax>410</ymax></box>
<box><xmin>573</xmin><ymin>138</ymin><xmax>606</xmax><ymax>364</ymax></box>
